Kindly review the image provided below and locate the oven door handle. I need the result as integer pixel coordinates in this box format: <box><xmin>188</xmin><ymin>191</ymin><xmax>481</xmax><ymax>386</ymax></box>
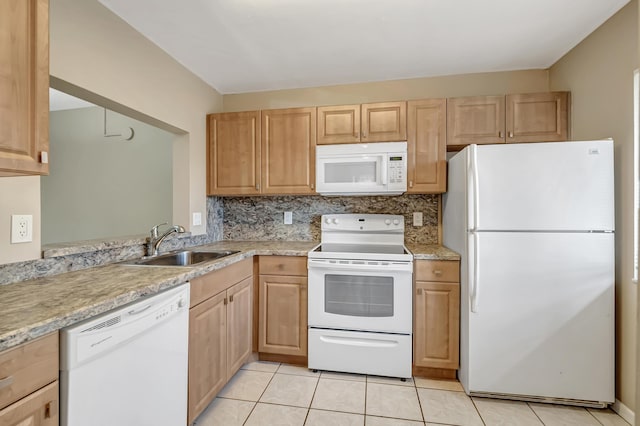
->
<box><xmin>308</xmin><ymin>260</ymin><xmax>412</xmax><ymax>273</ymax></box>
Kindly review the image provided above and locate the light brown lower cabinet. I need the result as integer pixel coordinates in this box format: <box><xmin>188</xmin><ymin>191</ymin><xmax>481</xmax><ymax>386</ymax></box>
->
<box><xmin>414</xmin><ymin>260</ymin><xmax>460</xmax><ymax>376</ymax></box>
<box><xmin>258</xmin><ymin>256</ymin><xmax>308</xmax><ymax>360</ymax></box>
<box><xmin>0</xmin><ymin>332</ymin><xmax>59</xmax><ymax>426</ymax></box>
<box><xmin>188</xmin><ymin>259</ymin><xmax>253</xmax><ymax>424</ymax></box>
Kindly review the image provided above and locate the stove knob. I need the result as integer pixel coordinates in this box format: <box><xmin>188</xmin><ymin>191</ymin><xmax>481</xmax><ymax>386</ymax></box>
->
<box><xmin>325</xmin><ymin>217</ymin><xmax>331</xmax><ymax>224</ymax></box>
<box><xmin>393</xmin><ymin>219</ymin><xmax>400</xmax><ymax>225</ymax></box>
<box><xmin>332</xmin><ymin>218</ymin><xmax>339</xmax><ymax>224</ymax></box>
<box><xmin>384</xmin><ymin>219</ymin><xmax>391</xmax><ymax>225</ymax></box>
<box><xmin>177</xmin><ymin>298</ymin><xmax>185</xmax><ymax>308</ymax></box>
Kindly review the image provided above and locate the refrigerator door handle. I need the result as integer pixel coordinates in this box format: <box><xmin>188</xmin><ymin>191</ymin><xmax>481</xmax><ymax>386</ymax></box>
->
<box><xmin>468</xmin><ymin>230</ymin><xmax>479</xmax><ymax>313</ymax></box>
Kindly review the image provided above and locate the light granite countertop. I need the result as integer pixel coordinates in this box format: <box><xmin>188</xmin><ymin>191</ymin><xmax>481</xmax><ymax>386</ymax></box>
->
<box><xmin>0</xmin><ymin>240</ymin><xmax>457</xmax><ymax>352</ymax></box>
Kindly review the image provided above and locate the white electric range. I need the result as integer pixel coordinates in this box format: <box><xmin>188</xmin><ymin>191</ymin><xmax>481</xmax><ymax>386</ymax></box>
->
<box><xmin>307</xmin><ymin>214</ymin><xmax>414</xmax><ymax>378</ymax></box>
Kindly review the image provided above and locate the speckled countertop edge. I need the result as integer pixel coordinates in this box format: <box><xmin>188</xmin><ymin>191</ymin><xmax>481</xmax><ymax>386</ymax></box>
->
<box><xmin>1</xmin><ymin>240</ymin><xmax>457</xmax><ymax>351</ymax></box>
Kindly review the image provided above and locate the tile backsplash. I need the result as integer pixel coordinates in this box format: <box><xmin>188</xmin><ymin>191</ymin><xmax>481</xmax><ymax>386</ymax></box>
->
<box><xmin>219</xmin><ymin>194</ymin><xmax>440</xmax><ymax>244</ymax></box>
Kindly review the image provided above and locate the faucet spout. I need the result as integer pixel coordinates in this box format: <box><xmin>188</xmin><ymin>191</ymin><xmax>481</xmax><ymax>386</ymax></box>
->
<box><xmin>148</xmin><ymin>224</ymin><xmax>185</xmax><ymax>256</ymax></box>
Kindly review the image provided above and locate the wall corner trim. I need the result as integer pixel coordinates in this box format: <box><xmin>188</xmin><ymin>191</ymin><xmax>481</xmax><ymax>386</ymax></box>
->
<box><xmin>612</xmin><ymin>399</ymin><xmax>635</xmax><ymax>424</ymax></box>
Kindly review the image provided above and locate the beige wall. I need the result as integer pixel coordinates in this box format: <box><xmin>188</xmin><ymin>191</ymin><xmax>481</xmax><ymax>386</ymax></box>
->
<box><xmin>223</xmin><ymin>70</ymin><xmax>549</xmax><ymax>111</ymax></box>
<box><xmin>550</xmin><ymin>0</ymin><xmax>638</xmax><ymax>415</ymax></box>
<box><xmin>0</xmin><ymin>177</ymin><xmax>41</xmax><ymax>263</ymax></box>
<box><xmin>0</xmin><ymin>0</ymin><xmax>223</xmax><ymax>264</ymax></box>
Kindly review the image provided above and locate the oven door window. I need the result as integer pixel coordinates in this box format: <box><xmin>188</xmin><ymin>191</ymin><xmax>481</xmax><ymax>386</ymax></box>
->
<box><xmin>324</xmin><ymin>274</ymin><xmax>393</xmax><ymax>317</ymax></box>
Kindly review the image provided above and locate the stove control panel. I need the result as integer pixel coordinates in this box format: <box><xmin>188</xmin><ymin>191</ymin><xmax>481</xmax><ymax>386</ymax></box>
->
<box><xmin>320</xmin><ymin>214</ymin><xmax>404</xmax><ymax>232</ymax></box>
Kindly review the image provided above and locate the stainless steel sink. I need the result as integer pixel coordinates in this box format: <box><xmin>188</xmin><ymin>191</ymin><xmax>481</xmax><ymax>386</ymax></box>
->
<box><xmin>123</xmin><ymin>250</ymin><xmax>240</xmax><ymax>267</ymax></box>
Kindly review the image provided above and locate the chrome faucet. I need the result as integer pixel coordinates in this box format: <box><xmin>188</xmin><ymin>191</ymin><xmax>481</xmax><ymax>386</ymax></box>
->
<box><xmin>148</xmin><ymin>223</ymin><xmax>186</xmax><ymax>256</ymax></box>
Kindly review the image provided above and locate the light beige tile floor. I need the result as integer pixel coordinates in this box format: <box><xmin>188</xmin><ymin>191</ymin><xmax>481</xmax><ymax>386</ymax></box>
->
<box><xmin>194</xmin><ymin>361</ymin><xmax>631</xmax><ymax>426</ymax></box>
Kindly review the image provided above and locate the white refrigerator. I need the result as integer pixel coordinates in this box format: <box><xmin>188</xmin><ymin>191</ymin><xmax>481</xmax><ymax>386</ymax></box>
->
<box><xmin>443</xmin><ymin>140</ymin><xmax>615</xmax><ymax>407</ymax></box>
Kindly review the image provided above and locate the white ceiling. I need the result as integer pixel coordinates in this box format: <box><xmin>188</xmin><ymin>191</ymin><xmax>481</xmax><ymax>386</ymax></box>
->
<box><xmin>97</xmin><ymin>0</ymin><xmax>630</xmax><ymax>95</ymax></box>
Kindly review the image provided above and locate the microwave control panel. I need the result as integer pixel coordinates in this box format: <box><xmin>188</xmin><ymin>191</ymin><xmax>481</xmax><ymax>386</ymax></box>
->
<box><xmin>388</xmin><ymin>154</ymin><xmax>406</xmax><ymax>187</ymax></box>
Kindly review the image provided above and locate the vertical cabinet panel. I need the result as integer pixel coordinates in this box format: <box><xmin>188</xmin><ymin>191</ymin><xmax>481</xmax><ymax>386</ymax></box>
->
<box><xmin>207</xmin><ymin>111</ymin><xmax>261</xmax><ymax>195</ymax></box>
<box><xmin>188</xmin><ymin>291</ymin><xmax>227</xmax><ymax>424</ymax></box>
<box><xmin>407</xmin><ymin>99</ymin><xmax>446</xmax><ymax>193</ymax></box>
<box><xmin>414</xmin><ymin>260</ymin><xmax>460</xmax><ymax>373</ymax></box>
<box><xmin>506</xmin><ymin>92</ymin><xmax>570</xmax><ymax>143</ymax></box>
<box><xmin>447</xmin><ymin>95</ymin><xmax>505</xmax><ymax>147</ymax></box>
<box><xmin>0</xmin><ymin>0</ymin><xmax>49</xmax><ymax>175</ymax></box>
<box><xmin>259</xmin><ymin>274</ymin><xmax>308</xmax><ymax>356</ymax></box>
<box><xmin>226</xmin><ymin>277</ymin><xmax>253</xmax><ymax>378</ymax></box>
<box><xmin>414</xmin><ymin>281</ymin><xmax>460</xmax><ymax>370</ymax></box>
<box><xmin>317</xmin><ymin>105</ymin><xmax>360</xmax><ymax>144</ymax></box>
<box><xmin>261</xmin><ymin>108</ymin><xmax>316</xmax><ymax>194</ymax></box>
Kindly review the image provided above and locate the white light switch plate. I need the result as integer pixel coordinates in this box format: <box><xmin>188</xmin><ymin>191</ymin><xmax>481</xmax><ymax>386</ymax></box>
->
<box><xmin>284</xmin><ymin>211</ymin><xmax>293</xmax><ymax>225</ymax></box>
<box><xmin>413</xmin><ymin>212</ymin><xmax>423</xmax><ymax>227</ymax></box>
<box><xmin>11</xmin><ymin>214</ymin><xmax>33</xmax><ymax>243</ymax></box>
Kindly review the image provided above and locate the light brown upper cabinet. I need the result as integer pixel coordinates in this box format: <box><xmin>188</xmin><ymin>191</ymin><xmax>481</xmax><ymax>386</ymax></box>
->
<box><xmin>0</xmin><ymin>0</ymin><xmax>49</xmax><ymax>176</ymax></box>
<box><xmin>506</xmin><ymin>92</ymin><xmax>570</xmax><ymax>143</ymax></box>
<box><xmin>447</xmin><ymin>92</ymin><xmax>570</xmax><ymax>149</ymax></box>
<box><xmin>207</xmin><ymin>111</ymin><xmax>261</xmax><ymax>195</ymax></box>
<box><xmin>317</xmin><ymin>101</ymin><xmax>407</xmax><ymax>144</ymax></box>
<box><xmin>261</xmin><ymin>107</ymin><xmax>316</xmax><ymax>195</ymax></box>
<box><xmin>447</xmin><ymin>96</ymin><xmax>505</xmax><ymax>148</ymax></box>
<box><xmin>407</xmin><ymin>99</ymin><xmax>447</xmax><ymax>193</ymax></box>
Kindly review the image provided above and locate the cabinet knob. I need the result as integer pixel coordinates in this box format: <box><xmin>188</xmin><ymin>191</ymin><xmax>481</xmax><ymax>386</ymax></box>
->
<box><xmin>433</xmin><ymin>270</ymin><xmax>442</xmax><ymax>276</ymax></box>
<box><xmin>417</xmin><ymin>289</ymin><xmax>423</xmax><ymax>295</ymax></box>
<box><xmin>354</xmin><ymin>132</ymin><xmax>359</xmax><ymax>138</ymax></box>
<box><xmin>311</xmin><ymin>183</ymin><xmax>314</xmax><ymax>190</ymax></box>
<box><xmin>498</xmin><ymin>131</ymin><xmax>503</xmax><ymax>138</ymax></box>
<box><xmin>224</xmin><ymin>297</ymin><xmax>228</xmax><ymax>305</ymax></box>
<box><xmin>409</xmin><ymin>181</ymin><xmax>413</xmax><ymax>188</ymax></box>
<box><xmin>509</xmin><ymin>131</ymin><xmax>514</xmax><ymax>138</ymax></box>
<box><xmin>229</xmin><ymin>294</ymin><xmax>234</xmax><ymax>303</ymax></box>
<box><xmin>256</xmin><ymin>184</ymin><xmax>260</xmax><ymax>190</ymax></box>
<box><xmin>40</xmin><ymin>151</ymin><xmax>49</xmax><ymax>164</ymax></box>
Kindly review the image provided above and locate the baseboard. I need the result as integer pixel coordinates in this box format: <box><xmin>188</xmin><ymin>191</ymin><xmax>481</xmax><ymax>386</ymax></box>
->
<box><xmin>612</xmin><ymin>399</ymin><xmax>635</xmax><ymax>425</ymax></box>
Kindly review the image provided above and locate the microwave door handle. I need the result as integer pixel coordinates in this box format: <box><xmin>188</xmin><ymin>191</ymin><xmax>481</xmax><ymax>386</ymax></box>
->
<box><xmin>381</xmin><ymin>157</ymin><xmax>388</xmax><ymax>185</ymax></box>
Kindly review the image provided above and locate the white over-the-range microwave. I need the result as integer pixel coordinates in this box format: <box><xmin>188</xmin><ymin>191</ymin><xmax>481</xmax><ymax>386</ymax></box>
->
<box><xmin>315</xmin><ymin>142</ymin><xmax>407</xmax><ymax>196</ymax></box>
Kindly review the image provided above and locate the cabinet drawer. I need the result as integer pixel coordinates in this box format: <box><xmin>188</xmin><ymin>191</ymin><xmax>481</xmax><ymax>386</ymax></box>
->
<box><xmin>415</xmin><ymin>260</ymin><xmax>459</xmax><ymax>282</ymax></box>
<box><xmin>191</xmin><ymin>258</ymin><xmax>253</xmax><ymax>307</ymax></box>
<box><xmin>259</xmin><ymin>256</ymin><xmax>307</xmax><ymax>276</ymax></box>
<box><xmin>0</xmin><ymin>381</ymin><xmax>58</xmax><ymax>426</ymax></box>
<box><xmin>0</xmin><ymin>333</ymin><xmax>58</xmax><ymax>410</ymax></box>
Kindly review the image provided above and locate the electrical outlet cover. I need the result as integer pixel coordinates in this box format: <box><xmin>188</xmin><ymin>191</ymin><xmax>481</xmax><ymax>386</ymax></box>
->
<box><xmin>412</xmin><ymin>212</ymin><xmax>423</xmax><ymax>227</ymax></box>
<box><xmin>11</xmin><ymin>214</ymin><xmax>33</xmax><ymax>243</ymax></box>
<box><xmin>284</xmin><ymin>211</ymin><xmax>293</xmax><ymax>225</ymax></box>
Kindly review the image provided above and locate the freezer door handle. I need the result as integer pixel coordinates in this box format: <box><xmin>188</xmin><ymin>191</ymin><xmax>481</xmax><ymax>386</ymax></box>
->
<box><xmin>469</xmin><ymin>231</ymin><xmax>480</xmax><ymax>313</ymax></box>
<box><xmin>467</xmin><ymin>144</ymin><xmax>479</xmax><ymax>231</ymax></box>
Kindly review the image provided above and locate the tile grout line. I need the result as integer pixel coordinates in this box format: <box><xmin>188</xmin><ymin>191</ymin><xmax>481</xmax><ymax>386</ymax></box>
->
<box><xmin>468</xmin><ymin>396</ymin><xmax>488</xmax><ymax>426</ymax></box>
<box><xmin>585</xmin><ymin>407</ymin><xmax>608</xmax><ymax>426</ymax></box>
<box><xmin>411</xmin><ymin>377</ymin><xmax>427</xmax><ymax>425</ymax></box>
<box><xmin>241</xmin><ymin>364</ymin><xmax>281</xmax><ymax>426</ymax></box>
<box><xmin>303</xmin><ymin>370</ymin><xmax>322</xmax><ymax>425</ymax></box>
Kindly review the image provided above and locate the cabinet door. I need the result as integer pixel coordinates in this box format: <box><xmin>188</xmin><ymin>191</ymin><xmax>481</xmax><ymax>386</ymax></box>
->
<box><xmin>207</xmin><ymin>111</ymin><xmax>261</xmax><ymax>195</ymax></box>
<box><xmin>447</xmin><ymin>96</ymin><xmax>505</xmax><ymax>148</ymax></box>
<box><xmin>188</xmin><ymin>291</ymin><xmax>227</xmax><ymax>424</ymax></box>
<box><xmin>414</xmin><ymin>281</ymin><xmax>460</xmax><ymax>369</ymax></box>
<box><xmin>317</xmin><ymin>105</ymin><xmax>360</xmax><ymax>144</ymax></box>
<box><xmin>407</xmin><ymin>99</ymin><xmax>447</xmax><ymax>193</ymax></box>
<box><xmin>227</xmin><ymin>277</ymin><xmax>253</xmax><ymax>379</ymax></box>
<box><xmin>361</xmin><ymin>102</ymin><xmax>407</xmax><ymax>142</ymax></box>
<box><xmin>0</xmin><ymin>381</ymin><xmax>58</xmax><ymax>426</ymax></box>
<box><xmin>259</xmin><ymin>274</ymin><xmax>308</xmax><ymax>356</ymax></box>
<box><xmin>506</xmin><ymin>92</ymin><xmax>570</xmax><ymax>143</ymax></box>
<box><xmin>261</xmin><ymin>107</ymin><xmax>316</xmax><ymax>194</ymax></box>
<box><xmin>0</xmin><ymin>0</ymin><xmax>49</xmax><ymax>176</ymax></box>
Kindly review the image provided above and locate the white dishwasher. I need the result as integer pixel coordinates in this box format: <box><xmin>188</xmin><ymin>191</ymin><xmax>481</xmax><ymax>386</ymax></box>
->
<box><xmin>60</xmin><ymin>283</ymin><xmax>190</xmax><ymax>426</ymax></box>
